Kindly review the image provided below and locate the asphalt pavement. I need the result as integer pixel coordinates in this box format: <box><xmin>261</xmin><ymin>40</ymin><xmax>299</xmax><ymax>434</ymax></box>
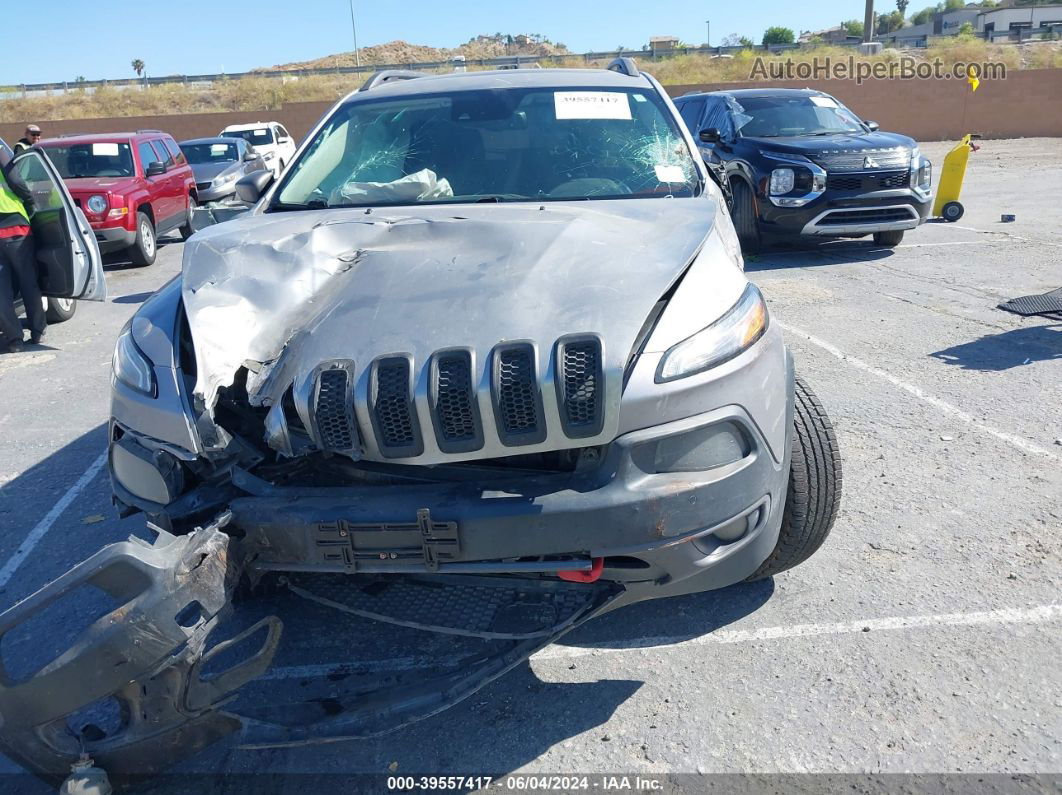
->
<box><xmin>0</xmin><ymin>138</ymin><xmax>1059</xmax><ymax>792</ymax></box>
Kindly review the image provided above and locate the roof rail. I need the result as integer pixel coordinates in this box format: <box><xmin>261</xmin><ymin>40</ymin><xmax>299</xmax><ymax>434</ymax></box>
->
<box><xmin>359</xmin><ymin>70</ymin><xmax>425</xmax><ymax>92</ymax></box>
<box><xmin>606</xmin><ymin>57</ymin><xmax>640</xmax><ymax>78</ymax></box>
<box><xmin>136</xmin><ymin>129</ymin><xmax>163</xmax><ymax>134</ymax></box>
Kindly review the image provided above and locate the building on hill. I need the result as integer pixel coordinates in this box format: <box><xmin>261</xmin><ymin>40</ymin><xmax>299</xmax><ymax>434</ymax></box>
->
<box><xmin>798</xmin><ymin>25</ymin><xmax>861</xmax><ymax>44</ymax></box>
<box><xmin>648</xmin><ymin>36</ymin><xmax>680</xmax><ymax>53</ymax></box>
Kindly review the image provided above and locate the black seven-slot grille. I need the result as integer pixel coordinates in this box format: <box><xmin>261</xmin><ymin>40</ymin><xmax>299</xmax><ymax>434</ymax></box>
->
<box><xmin>309</xmin><ymin>340</ymin><xmax>605</xmax><ymax>457</ymax></box>
<box><xmin>369</xmin><ymin>356</ymin><xmax>423</xmax><ymax>458</ymax></box>
<box><xmin>555</xmin><ymin>337</ymin><xmax>605</xmax><ymax>438</ymax></box>
<box><xmin>313</xmin><ymin>366</ymin><xmax>357</xmax><ymax>453</ymax></box>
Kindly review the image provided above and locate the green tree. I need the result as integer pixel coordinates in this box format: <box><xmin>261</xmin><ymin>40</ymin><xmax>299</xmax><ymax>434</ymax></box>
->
<box><xmin>896</xmin><ymin>0</ymin><xmax>910</xmax><ymax>17</ymax></box>
<box><xmin>842</xmin><ymin>19</ymin><xmax>864</xmax><ymax>37</ymax></box>
<box><xmin>957</xmin><ymin>21</ymin><xmax>976</xmax><ymax>37</ymax></box>
<box><xmin>911</xmin><ymin>6</ymin><xmax>934</xmax><ymax>25</ymax></box>
<box><xmin>131</xmin><ymin>58</ymin><xmax>145</xmax><ymax>78</ymax></box>
<box><xmin>762</xmin><ymin>26</ymin><xmax>795</xmax><ymax>46</ymax></box>
<box><xmin>721</xmin><ymin>33</ymin><xmax>756</xmax><ymax>47</ymax></box>
<box><xmin>876</xmin><ymin>11</ymin><xmax>906</xmax><ymax>34</ymax></box>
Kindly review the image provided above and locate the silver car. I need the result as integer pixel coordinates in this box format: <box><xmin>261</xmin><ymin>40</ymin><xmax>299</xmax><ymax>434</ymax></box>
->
<box><xmin>179</xmin><ymin>136</ymin><xmax>267</xmax><ymax>203</ymax></box>
<box><xmin>0</xmin><ymin>62</ymin><xmax>840</xmax><ymax>785</ymax></box>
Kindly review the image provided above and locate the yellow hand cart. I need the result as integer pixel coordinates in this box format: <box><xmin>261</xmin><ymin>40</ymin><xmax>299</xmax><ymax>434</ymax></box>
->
<box><xmin>932</xmin><ymin>134</ymin><xmax>980</xmax><ymax>222</ymax></box>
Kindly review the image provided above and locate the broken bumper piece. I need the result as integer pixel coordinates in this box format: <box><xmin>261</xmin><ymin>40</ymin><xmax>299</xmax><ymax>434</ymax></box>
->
<box><xmin>0</xmin><ymin>512</ymin><xmax>279</xmax><ymax>786</ymax></box>
<box><xmin>0</xmin><ymin>513</ymin><xmax>619</xmax><ymax>784</ymax></box>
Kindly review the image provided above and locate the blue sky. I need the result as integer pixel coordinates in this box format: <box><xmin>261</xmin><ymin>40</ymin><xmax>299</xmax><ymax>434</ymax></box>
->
<box><xmin>13</xmin><ymin>0</ymin><xmax>875</xmax><ymax>84</ymax></box>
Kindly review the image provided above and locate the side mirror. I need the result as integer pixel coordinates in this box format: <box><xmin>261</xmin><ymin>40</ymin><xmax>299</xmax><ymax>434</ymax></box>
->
<box><xmin>243</xmin><ymin>151</ymin><xmax>259</xmax><ymax>162</ymax></box>
<box><xmin>699</xmin><ymin>128</ymin><xmax>722</xmax><ymax>144</ymax></box>
<box><xmin>865</xmin><ymin>120</ymin><xmax>880</xmax><ymax>132</ymax></box>
<box><xmin>145</xmin><ymin>161</ymin><xmax>167</xmax><ymax>177</ymax></box>
<box><xmin>235</xmin><ymin>170</ymin><xmax>275</xmax><ymax>204</ymax></box>
<box><xmin>278</xmin><ymin>137</ymin><xmax>292</xmax><ymax>144</ymax></box>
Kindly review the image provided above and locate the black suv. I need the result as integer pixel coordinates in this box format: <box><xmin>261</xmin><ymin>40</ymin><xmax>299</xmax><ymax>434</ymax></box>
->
<box><xmin>674</xmin><ymin>88</ymin><xmax>932</xmax><ymax>251</ymax></box>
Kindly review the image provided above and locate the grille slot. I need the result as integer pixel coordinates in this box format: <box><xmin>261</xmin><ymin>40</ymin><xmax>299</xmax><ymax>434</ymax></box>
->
<box><xmin>491</xmin><ymin>343</ymin><xmax>546</xmax><ymax>446</ymax></box>
<box><xmin>556</xmin><ymin>337</ymin><xmax>604</xmax><ymax>438</ymax></box>
<box><xmin>313</xmin><ymin>367</ymin><xmax>356</xmax><ymax>453</ymax></box>
<box><xmin>827</xmin><ymin>170</ymin><xmax>910</xmax><ymax>191</ymax></box>
<box><xmin>878</xmin><ymin>171</ymin><xmax>909</xmax><ymax>188</ymax></box>
<box><xmin>827</xmin><ymin>175</ymin><xmax>862</xmax><ymax>191</ymax></box>
<box><xmin>369</xmin><ymin>356</ymin><xmax>423</xmax><ymax>458</ymax></box>
<box><xmin>429</xmin><ymin>350</ymin><xmax>483</xmax><ymax>454</ymax></box>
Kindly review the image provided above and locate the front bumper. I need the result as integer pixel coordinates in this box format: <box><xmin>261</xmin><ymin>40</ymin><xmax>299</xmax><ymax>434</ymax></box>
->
<box><xmin>759</xmin><ymin>187</ymin><xmax>932</xmax><ymax>238</ymax></box>
<box><xmin>111</xmin><ymin>396</ymin><xmax>791</xmax><ymax>601</ymax></box>
<box><xmin>92</xmin><ymin>224</ymin><xmax>137</xmax><ymax>253</ymax></box>
<box><xmin>195</xmin><ymin>183</ymin><xmax>237</xmax><ymax>203</ymax></box>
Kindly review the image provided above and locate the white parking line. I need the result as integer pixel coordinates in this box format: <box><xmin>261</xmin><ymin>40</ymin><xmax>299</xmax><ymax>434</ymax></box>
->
<box><xmin>895</xmin><ymin>241</ymin><xmax>988</xmax><ymax>248</ymax></box>
<box><xmin>0</xmin><ymin>451</ymin><xmax>108</xmax><ymax>590</ymax></box>
<box><xmin>260</xmin><ymin>603</ymin><xmax>1062</xmax><ymax>679</ymax></box>
<box><xmin>776</xmin><ymin>321</ymin><xmax>1062</xmax><ymax>463</ymax></box>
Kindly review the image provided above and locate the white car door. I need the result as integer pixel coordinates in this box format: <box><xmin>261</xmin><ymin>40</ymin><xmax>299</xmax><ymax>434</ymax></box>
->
<box><xmin>11</xmin><ymin>148</ymin><xmax>107</xmax><ymax>302</ymax></box>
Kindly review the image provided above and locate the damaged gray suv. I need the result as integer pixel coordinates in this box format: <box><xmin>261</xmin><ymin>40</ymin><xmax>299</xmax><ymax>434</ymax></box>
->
<box><xmin>0</xmin><ymin>61</ymin><xmax>841</xmax><ymax>786</ymax></box>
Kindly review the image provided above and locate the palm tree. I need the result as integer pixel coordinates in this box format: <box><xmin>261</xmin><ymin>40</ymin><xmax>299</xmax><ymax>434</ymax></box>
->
<box><xmin>896</xmin><ymin>0</ymin><xmax>909</xmax><ymax>17</ymax></box>
<box><xmin>131</xmin><ymin>59</ymin><xmax>145</xmax><ymax>79</ymax></box>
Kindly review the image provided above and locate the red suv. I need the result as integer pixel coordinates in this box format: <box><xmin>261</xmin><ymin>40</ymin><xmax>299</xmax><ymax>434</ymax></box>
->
<box><xmin>38</xmin><ymin>131</ymin><xmax>196</xmax><ymax>266</ymax></box>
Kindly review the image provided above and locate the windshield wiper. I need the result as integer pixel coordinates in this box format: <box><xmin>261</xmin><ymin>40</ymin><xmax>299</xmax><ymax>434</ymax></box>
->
<box><xmin>268</xmin><ymin>201</ymin><xmax>319</xmax><ymax>213</ymax></box>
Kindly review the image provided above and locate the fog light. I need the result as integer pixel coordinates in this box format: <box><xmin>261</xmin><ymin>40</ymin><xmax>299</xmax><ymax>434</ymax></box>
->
<box><xmin>110</xmin><ymin>438</ymin><xmax>184</xmax><ymax>505</ymax></box>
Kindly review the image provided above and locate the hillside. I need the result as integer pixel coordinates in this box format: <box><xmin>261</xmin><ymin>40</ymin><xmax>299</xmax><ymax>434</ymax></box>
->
<box><xmin>263</xmin><ymin>35</ymin><xmax>572</xmax><ymax>71</ymax></box>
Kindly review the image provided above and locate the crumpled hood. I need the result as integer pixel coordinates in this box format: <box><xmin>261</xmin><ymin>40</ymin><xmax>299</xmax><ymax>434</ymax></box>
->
<box><xmin>181</xmin><ymin>198</ymin><xmax>718</xmax><ymax>458</ymax></box>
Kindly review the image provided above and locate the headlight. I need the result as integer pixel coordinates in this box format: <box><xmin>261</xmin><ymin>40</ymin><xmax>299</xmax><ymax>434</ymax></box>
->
<box><xmin>112</xmin><ymin>322</ymin><xmax>157</xmax><ymax>397</ymax></box>
<box><xmin>769</xmin><ymin>168</ymin><xmax>795</xmax><ymax>195</ymax></box>
<box><xmin>215</xmin><ymin>172</ymin><xmax>238</xmax><ymax>186</ymax></box>
<box><xmin>86</xmin><ymin>194</ymin><xmax>108</xmax><ymax>214</ymax></box>
<box><xmin>912</xmin><ymin>158</ymin><xmax>932</xmax><ymax>190</ymax></box>
<box><xmin>657</xmin><ymin>283</ymin><xmax>769</xmax><ymax>382</ymax></box>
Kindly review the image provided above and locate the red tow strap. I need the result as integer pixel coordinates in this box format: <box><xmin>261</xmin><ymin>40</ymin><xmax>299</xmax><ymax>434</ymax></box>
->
<box><xmin>557</xmin><ymin>557</ymin><xmax>604</xmax><ymax>583</ymax></box>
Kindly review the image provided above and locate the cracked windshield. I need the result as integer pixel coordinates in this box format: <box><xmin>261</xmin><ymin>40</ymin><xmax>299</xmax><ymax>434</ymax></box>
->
<box><xmin>274</xmin><ymin>87</ymin><xmax>699</xmax><ymax>209</ymax></box>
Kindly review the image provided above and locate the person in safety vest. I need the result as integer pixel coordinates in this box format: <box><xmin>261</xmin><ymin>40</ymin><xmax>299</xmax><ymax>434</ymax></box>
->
<box><xmin>13</xmin><ymin>124</ymin><xmax>42</xmax><ymax>154</ymax></box>
<box><xmin>0</xmin><ymin>148</ymin><xmax>41</xmax><ymax>353</ymax></box>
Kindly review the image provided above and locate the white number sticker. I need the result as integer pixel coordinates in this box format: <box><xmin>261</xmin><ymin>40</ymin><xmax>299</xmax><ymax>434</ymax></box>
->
<box><xmin>92</xmin><ymin>143</ymin><xmax>120</xmax><ymax>156</ymax></box>
<box><xmin>554</xmin><ymin>92</ymin><xmax>632</xmax><ymax>120</ymax></box>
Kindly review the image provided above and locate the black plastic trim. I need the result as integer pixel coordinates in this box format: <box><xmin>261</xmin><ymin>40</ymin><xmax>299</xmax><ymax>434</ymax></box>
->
<box><xmin>554</xmin><ymin>334</ymin><xmax>605</xmax><ymax>439</ymax></box>
<box><xmin>368</xmin><ymin>354</ymin><xmax>424</xmax><ymax>458</ymax></box>
<box><xmin>490</xmin><ymin>341</ymin><xmax>546</xmax><ymax>447</ymax></box>
<box><xmin>428</xmin><ymin>348</ymin><xmax>485</xmax><ymax>454</ymax></box>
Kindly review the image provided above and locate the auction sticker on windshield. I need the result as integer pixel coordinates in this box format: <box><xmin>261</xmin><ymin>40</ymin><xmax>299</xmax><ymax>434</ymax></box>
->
<box><xmin>554</xmin><ymin>91</ymin><xmax>632</xmax><ymax>120</ymax></box>
<box><xmin>92</xmin><ymin>143</ymin><xmax>120</xmax><ymax>156</ymax></box>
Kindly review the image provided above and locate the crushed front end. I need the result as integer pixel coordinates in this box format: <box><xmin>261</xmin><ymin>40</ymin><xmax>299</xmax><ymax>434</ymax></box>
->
<box><xmin>2</xmin><ymin>198</ymin><xmax>791</xmax><ymax>782</ymax></box>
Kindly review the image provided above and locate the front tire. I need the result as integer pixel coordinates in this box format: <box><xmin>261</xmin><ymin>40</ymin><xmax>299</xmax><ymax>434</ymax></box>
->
<box><xmin>179</xmin><ymin>196</ymin><xmax>197</xmax><ymax>241</ymax></box>
<box><xmin>748</xmin><ymin>374</ymin><xmax>842</xmax><ymax>581</ymax></box>
<box><xmin>873</xmin><ymin>230</ymin><xmax>905</xmax><ymax>247</ymax></box>
<box><xmin>45</xmin><ymin>297</ymin><xmax>76</xmax><ymax>323</ymax></box>
<box><xmin>129</xmin><ymin>212</ymin><xmax>157</xmax><ymax>266</ymax></box>
<box><xmin>731</xmin><ymin>180</ymin><xmax>763</xmax><ymax>253</ymax></box>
